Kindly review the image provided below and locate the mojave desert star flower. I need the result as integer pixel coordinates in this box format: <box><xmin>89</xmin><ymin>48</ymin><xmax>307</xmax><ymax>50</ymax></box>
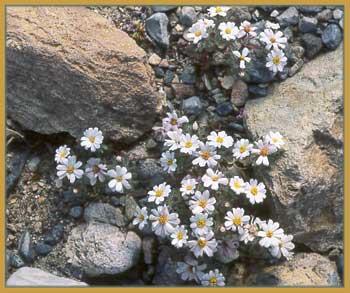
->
<box><xmin>180</xmin><ymin>176</ymin><xmax>198</xmax><ymax>199</ymax></box>
<box><xmin>189</xmin><ymin>190</ymin><xmax>216</xmax><ymax>215</ymax></box>
<box><xmin>258</xmin><ymin>219</ymin><xmax>285</xmax><ymax>248</ymax></box>
<box><xmin>229</xmin><ymin>176</ymin><xmax>246</xmax><ymax>194</ymax></box>
<box><xmin>180</xmin><ymin>133</ymin><xmax>200</xmax><ymax>155</ymax></box>
<box><xmin>266</xmin><ymin>131</ymin><xmax>285</xmax><ymax>149</ymax></box>
<box><xmin>260</xmin><ymin>29</ymin><xmax>287</xmax><ymax>50</ymax></box>
<box><xmin>232</xmin><ymin>138</ymin><xmax>253</xmax><ymax>160</ymax></box>
<box><xmin>237</xmin><ymin>20</ymin><xmax>257</xmax><ymax>38</ymax></box>
<box><xmin>252</xmin><ymin>139</ymin><xmax>277</xmax><ymax>166</ymax></box>
<box><xmin>201</xmin><ymin>269</ymin><xmax>225</xmax><ymax>287</ymax></box>
<box><xmin>149</xmin><ymin>205</ymin><xmax>180</xmax><ymax>237</ymax></box>
<box><xmin>192</xmin><ymin>142</ymin><xmax>221</xmax><ymax>168</ymax></box>
<box><xmin>107</xmin><ymin>166</ymin><xmax>132</xmax><ymax>193</ymax></box>
<box><xmin>239</xmin><ymin>217</ymin><xmax>265</xmax><ymax>244</ymax></box>
<box><xmin>233</xmin><ymin>47</ymin><xmax>251</xmax><ymax>69</ymax></box>
<box><xmin>56</xmin><ymin>155</ymin><xmax>84</xmax><ymax>184</ymax></box>
<box><xmin>202</xmin><ymin>168</ymin><xmax>228</xmax><ymax>190</ymax></box>
<box><xmin>162</xmin><ymin>111</ymin><xmax>189</xmax><ymax>131</ymax></box>
<box><xmin>244</xmin><ymin>179</ymin><xmax>267</xmax><ymax>204</ymax></box>
<box><xmin>266</xmin><ymin>49</ymin><xmax>288</xmax><ymax>73</ymax></box>
<box><xmin>188</xmin><ymin>230</ymin><xmax>218</xmax><ymax>258</ymax></box>
<box><xmin>224</xmin><ymin>207</ymin><xmax>250</xmax><ymax>234</ymax></box>
<box><xmin>133</xmin><ymin>206</ymin><xmax>148</xmax><ymax>230</ymax></box>
<box><xmin>269</xmin><ymin>234</ymin><xmax>295</xmax><ymax>260</ymax></box>
<box><xmin>176</xmin><ymin>255</ymin><xmax>207</xmax><ymax>282</ymax></box>
<box><xmin>218</xmin><ymin>22</ymin><xmax>239</xmax><ymax>41</ymax></box>
<box><xmin>190</xmin><ymin>213</ymin><xmax>213</xmax><ymax>236</ymax></box>
<box><xmin>148</xmin><ymin>182</ymin><xmax>171</xmax><ymax>205</ymax></box>
<box><xmin>80</xmin><ymin>127</ymin><xmax>104</xmax><ymax>152</ymax></box>
<box><xmin>170</xmin><ymin>225</ymin><xmax>189</xmax><ymax>248</ymax></box>
<box><xmin>164</xmin><ymin>129</ymin><xmax>183</xmax><ymax>151</ymax></box>
<box><xmin>207</xmin><ymin>6</ymin><xmax>230</xmax><ymax>17</ymax></box>
<box><xmin>54</xmin><ymin>145</ymin><xmax>70</xmax><ymax>164</ymax></box>
<box><xmin>85</xmin><ymin>157</ymin><xmax>107</xmax><ymax>186</ymax></box>
<box><xmin>207</xmin><ymin>131</ymin><xmax>233</xmax><ymax>149</ymax></box>
<box><xmin>160</xmin><ymin>151</ymin><xmax>177</xmax><ymax>173</ymax></box>
<box><xmin>187</xmin><ymin>21</ymin><xmax>209</xmax><ymax>44</ymax></box>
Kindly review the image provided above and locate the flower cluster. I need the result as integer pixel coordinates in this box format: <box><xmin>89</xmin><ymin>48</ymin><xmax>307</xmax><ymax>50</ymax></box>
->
<box><xmin>54</xmin><ymin>127</ymin><xmax>132</xmax><ymax>193</ymax></box>
<box><xmin>187</xmin><ymin>6</ymin><xmax>288</xmax><ymax>74</ymax></box>
<box><xmin>133</xmin><ymin>110</ymin><xmax>293</xmax><ymax>287</ymax></box>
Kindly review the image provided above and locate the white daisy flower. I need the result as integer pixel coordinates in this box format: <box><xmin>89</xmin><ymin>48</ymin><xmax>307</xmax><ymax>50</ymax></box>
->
<box><xmin>149</xmin><ymin>205</ymin><xmax>180</xmax><ymax>238</ymax></box>
<box><xmin>54</xmin><ymin>145</ymin><xmax>70</xmax><ymax>164</ymax></box>
<box><xmin>162</xmin><ymin>111</ymin><xmax>189</xmax><ymax>131</ymax></box>
<box><xmin>148</xmin><ymin>182</ymin><xmax>171</xmax><ymax>205</ymax></box>
<box><xmin>132</xmin><ymin>206</ymin><xmax>148</xmax><ymax>230</ymax></box>
<box><xmin>266</xmin><ymin>49</ymin><xmax>288</xmax><ymax>73</ymax></box>
<box><xmin>201</xmin><ymin>269</ymin><xmax>225</xmax><ymax>287</ymax></box>
<box><xmin>80</xmin><ymin>127</ymin><xmax>104</xmax><ymax>152</ymax></box>
<box><xmin>224</xmin><ymin>207</ymin><xmax>250</xmax><ymax>234</ymax></box>
<box><xmin>187</xmin><ymin>21</ymin><xmax>209</xmax><ymax>44</ymax></box>
<box><xmin>160</xmin><ymin>151</ymin><xmax>177</xmax><ymax>173</ymax></box>
<box><xmin>188</xmin><ymin>231</ymin><xmax>218</xmax><ymax>258</ymax></box>
<box><xmin>252</xmin><ymin>139</ymin><xmax>277</xmax><ymax>166</ymax></box>
<box><xmin>207</xmin><ymin>6</ymin><xmax>230</xmax><ymax>17</ymax></box>
<box><xmin>180</xmin><ymin>133</ymin><xmax>200</xmax><ymax>155</ymax></box>
<box><xmin>207</xmin><ymin>131</ymin><xmax>234</xmax><ymax>149</ymax></box>
<box><xmin>257</xmin><ymin>219</ymin><xmax>284</xmax><ymax>248</ymax></box>
<box><xmin>107</xmin><ymin>166</ymin><xmax>132</xmax><ymax>193</ymax></box>
<box><xmin>232</xmin><ymin>47</ymin><xmax>251</xmax><ymax>69</ymax></box>
<box><xmin>180</xmin><ymin>176</ymin><xmax>198</xmax><ymax>199</ymax></box>
<box><xmin>192</xmin><ymin>121</ymin><xmax>199</xmax><ymax>131</ymax></box>
<box><xmin>265</xmin><ymin>131</ymin><xmax>285</xmax><ymax>149</ymax></box>
<box><xmin>269</xmin><ymin>234</ymin><xmax>295</xmax><ymax>260</ymax></box>
<box><xmin>56</xmin><ymin>156</ymin><xmax>84</xmax><ymax>183</ymax></box>
<box><xmin>218</xmin><ymin>22</ymin><xmax>239</xmax><ymax>41</ymax></box>
<box><xmin>229</xmin><ymin>176</ymin><xmax>246</xmax><ymax>194</ymax></box>
<box><xmin>190</xmin><ymin>213</ymin><xmax>213</xmax><ymax>236</ymax></box>
<box><xmin>164</xmin><ymin>129</ymin><xmax>183</xmax><ymax>151</ymax></box>
<box><xmin>85</xmin><ymin>157</ymin><xmax>107</xmax><ymax>186</ymax></box>
<box><xmin>244</xmin><ymin>179</ymin><xmax>267</xmax><ymax>204</ymax></box>
<box><xmin>202</xmin><ymin>168</ymin><xmax>228</xmax><ymax>191</ymax></box>
<box><xmin>239</xmin><ymin>217</ymin><xmax>265</xmax><ymax>244</ymax></box>
<box><xmin>189</xmin><ymin>190</ymin><xmax>216</xmax><ymax>215</ymax></box>
<box><xmin>265</xmin><ymin>21</ymin><xmax>280</xmax><ymax>30</ymax></box>
<box><xmin>199</xmin><ymin>18</ymin><xmax>215</xmax><ymax>29</ymax></box>
<box><xmin>237</xmin><ymin>20</ymin><xmax>257</xmax><ymax>38</ymax></box>
<box><xmin>170</xmin><ymin>225</ymin><xmax>188</xmax><ymax>248</ymax></box>
<box><xmin>259</xmin><ymin>29</ymin><xmax>287</xmax><ymax>50</ymax></box>
<box><xmin>176</xmin><ymin>256</ymin><xmax>207</xmax><ymax>282</ymax></box>
<box><xmin>232</xmin><ymin>139</ymin><xmax>253</xmax><ymax>160</ymax></box>
<box><xmin>192</xmin><ymin>142</ymin><xmax>221</xmax><ymax>168</ymax></box>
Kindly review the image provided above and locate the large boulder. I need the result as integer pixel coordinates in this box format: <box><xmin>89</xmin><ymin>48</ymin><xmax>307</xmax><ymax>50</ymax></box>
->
<box><xmin>6</xmin><ymin>7</ymin><xmax>162</xmax><ymax>144</ymax></box>
<box><xmin>65</xmin><ymin>222</ymin><xmax>141</xmax><ymax>277</ymax></box>
<box><xmin>244</xmin><ymin>45</ymin><xmax>343</xmax><ymax>252</ymax></box>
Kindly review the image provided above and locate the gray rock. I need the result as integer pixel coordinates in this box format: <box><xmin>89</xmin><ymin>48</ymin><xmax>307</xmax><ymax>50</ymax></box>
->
<box><xmin>27</xmin><ymin>156</ymin><xmax>41</xmax><ymax>172</ymax></box>
<box><xmin>142</xmin><ymin>236</ymin><xmax>157</xmax><ymax>265</ymax></box>
<box><xmin>339</xmin><ymin>18</ymin><xmax>344</xmax><ymax>30</ymax></box>
<box><xmin>246</xmin><ymin>60</ymin><xmax>276</xmax><ymax>83</ymax></box>
<box><xmin>180</xmin><ymin>65</ymin><xmax>196</xmax><ymax>84</ymax></box>
<box><xmin>84</xmin><ymin>203</ymin><xmax>125</xmax><ymax>227</ymax></box>
<box><xmin>164</xmin><ymin>70</ymin><xmax>175</xmax><ymax>85</ymax></box>
<box><xmin>277</xmin><ymin>7</ymin><xmax>299</xmax><ymax>27</ymax></box>
<box><xmin>10</xmin><ymin>254</ymin><xmax>25</xmax><ymax>268</ymax></box>
<box><xmin>288</xmin><ymin>58</ymin><xmax>304</xmax><ymax>77</ymax></box>
<box><xmin>180</xmin><ymin>6</ymin><xmax>197</xmax><ymax>27</ymax></box>
<box><xmin>137</xmin><ymin>159</ymin><xmax>166</xmax><ymax>188</ymax></box>
<box><xmin>228</xmin><ymin>122</ymin><xmax>245</xmax><ymax>133</ymax></box>
<box><xmin>231</xmin><ymin>79</ymin><xmax>248</xmax><ymax>107</ymax></box>
<box><xmin>298</xmin><ymin>6</ymin><xmax>323</xmax><ymax>14</ymax></box>
<box><xmin>69</xmin><ymin>206</ymin><xmax>83</xmax><ymax>219</ymax></box>
<box><xmin>182</xmin><ymin>96</ymin><xmax>203</xmax><ymax>115</ymax></box>
<box><xmin>244</xmin><ymin>45</ymin><xmax>343</xmax><ymax>253</ymax></box>
<box><xmin>43</xmin><ymin>224</ymin><xmax>64</xmax><ymax>245</ymax></box>
<box><xmin>216</xmin><ymin>235</ymin><xmax>240</xmax><ymax>264</ymax></box>
<box><xmin>248</xmin><ymin>84</ymin><xmax>268</xmax><ymax>97</ymax></box>
<box><xmin>317</xmin><ymin>9</ymin><xmax>333</xmax><ymax>22</ymax></box>
<box><xmin>7</xmin><ymin>267</ymin><xmax>88</xmax><ymax>287</ymax></box>
<box><xmin>151</xmin><ymin>6</ymin><xmax>177</xmax><ymax>12</ymax></box>
<box><xmin>6</xmin><ymin>7</ymin><xmax>161</xmax><ymax>144</ymax></box>
<box><xmin>322</xmin><ymin>24</ymin><xmax>342</xmax><ymax>50</ymax></box>
<box><xmin>171</xmin><ymin>83</ymin><xmax>196</xmax><ymax>99</ymax></box>
<box><xmin>298</xmin><ymin>16</ymin><xmax>318</xmax><ymax>33</ymax></box>
<box><xmin>145</xmin><ymin>13</ymin><xmax>170</xmax><ymax>48</ymax></box>
<box><xmin>333</xmin><ymin>8</ymin><xmax>343</xmax><ymax>20</ymax></box>
<box><xmin>125</xmin><ymin>195</ymin><xmax>139</xmax><ymax>222</ymax></box>
<box><xmin>301</xmin><ymin>33</ymin><xmax>323</xmax><ymax>59</ymax></box>
<box><xmin>230</xmin><ymin>7</ymin><xmax>252</xmax><ymax>21</ymax></box>
<box><xmin>216</xmin><ymin>101</ymin><xmax>233</xmax><ymax>117</ymax></box>
<box><xmin>18</xmin><ymin>230</ymin><xmax>35</xmax><ymax>263</ymax></box>
<box><xmin>65</xmin><ymin>222</ymin><xmax>141</xmax><ymax>277</ymax></box>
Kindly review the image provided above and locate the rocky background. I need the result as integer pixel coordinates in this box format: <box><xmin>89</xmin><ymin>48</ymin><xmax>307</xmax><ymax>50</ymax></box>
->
<box><xmin>5</xmin><ymin>5</ymin><xmax>343</xmax><ymax>286</ymax></box>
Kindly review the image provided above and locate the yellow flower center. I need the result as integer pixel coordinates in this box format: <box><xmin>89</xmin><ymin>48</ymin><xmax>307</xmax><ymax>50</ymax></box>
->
<box><xmin>260</xmin><ymin>147</ymin><xmax>269</xmax><ymax>156</ymax></box>
<box><xmin>216</xmin><ymin>136</ymin><xmax>224</xmax><ymax>143</ymax></box>
<box><xmin>177</xmin><ymin>232</ymin><xmax>184</xmax><ymax>240</ymax></box>
<box><xmin>233</xmin><ymin>217</ymin><xmax>242</xmax><ymax>226</ymax></box>
<box><xmin>170</xmin><ymin>118</ymin><xmax>177</xmax><ymax>125</ymax></box>
<box><xmin>272</xmin><ymin>137</ymin><xmax>279</xmax><ymax>143</ymax></box>
<box><xmin>270</xmin><ymin>37</ymin><xmax>276</xmax><ymax>43</ymax></box>
<box><xmin>272</xmin><ymin>56</ymin><xmax>280</xmax><ymax>65</ymax></box>
<box><xmin>116</xmin><ymin>175</ymin><xmax>123</xmax><ymax>182</ymax></box>
<box><xmin>197</xmin><ymin>219</ymin><xmax>206</xmax><ymax>228</ymax></box>
<box><xmin>201</xmin><ymin>150</ymin><xmax>211</xmax><ymax>160</ymax></box>
<box><xmin>167</xmin><ymin>159</ymin><xmax>173</xmax><ymax>166</ymax></box>
<box><xmin>233</xmin><ymin>181</ymin><xmax>241</xmax><ymax>189</ymax></box>
<box><xmin>209</xmin><ymin>277</ymin><xmax>218</xmax><ymax>285</ymax></box>
<box><xmin>239</xmin><ymin>145</ymin><xmax>247</xmax><ymax>153</ymax></box>
<box><xmin>211</xmin><ymin>175</ymin><xmax>219</xmax><ymax>182</ymax></box>
<box><xmin>225</xmin><ymin>27</ymin><xmax>232</xmax><ymax>34</ymax></box>
<box><xmin>244</xmin><ymin>25</ymin><xmax>251</xmax><ymax>33</ymax></box>
<box><xmin>240</xmin><ymin>55</ymin><xmax>245</xmax><ymax>61</ymax></box>
<box><xmin>194</xmin><ymin>31</ymin><xmax>202</xmax><ymax>37</ymax></box>
<box><xmin>278</xmin><ymin>241</ymin><xmax>283</xmax><ymax>248</ymax></box>
<box><xmin>155</xmin><ymin>189</ymin><xmax>163</xmax><ymax>197</ymax></box>
<box><xmin>250</xmin><ymin>186</ymin><xmax>258</xmax><ymax>196</ymax></box>
<box><xmin>185</xmin><ymin>141</ymin><xmax>193</xmax><ymax>148</ymax></box>
<box><xmin>138</xmin><ymin>214</ymin><xmax>144</xmax><ymax>221</ymax></box>
<box><xmin>60</xmin><ymin>151</ymin><xmax>67</xmax><ymax>158</ymax></box>
<box><xmin>159</xmin><ymin>215</ymin><xmax>168</xmax><ymax>225</ymax></box>
<box><xmin>66</xmin><ymin>165</ymin><xmax>74</xmax><ymax>174</ymax></box>
<box><xmin>92</xmin><ymin>165</ymin><xmax>100</xmax><ymax>174</ymax></box>
<box><xmin>197</xmin><ymin>239</ymin><xmax>207</xmax><ymax>247</ymax></box>
<box><xmin>215</xmin><ymin>7</ymin><xmax>222</xmax><ymax>13</ymax></box>
<box><xmin>88</xmin><ymin>136</ymin><xmax>96</xmax><ymax>143</ymax></box>
<box><xmin>266</xmin><ymin>230</ymin><xmax>273</xmax><ymax>238</ymax></box>
<box><xmin>198</xmin><ymin>200</ymin><xmax>207</xmax><ymax>208</ymax></box>
<box><xmin>186</xmin><ymin>185</ymin><xmax>193</xmax><ymax>191</ymax></box>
